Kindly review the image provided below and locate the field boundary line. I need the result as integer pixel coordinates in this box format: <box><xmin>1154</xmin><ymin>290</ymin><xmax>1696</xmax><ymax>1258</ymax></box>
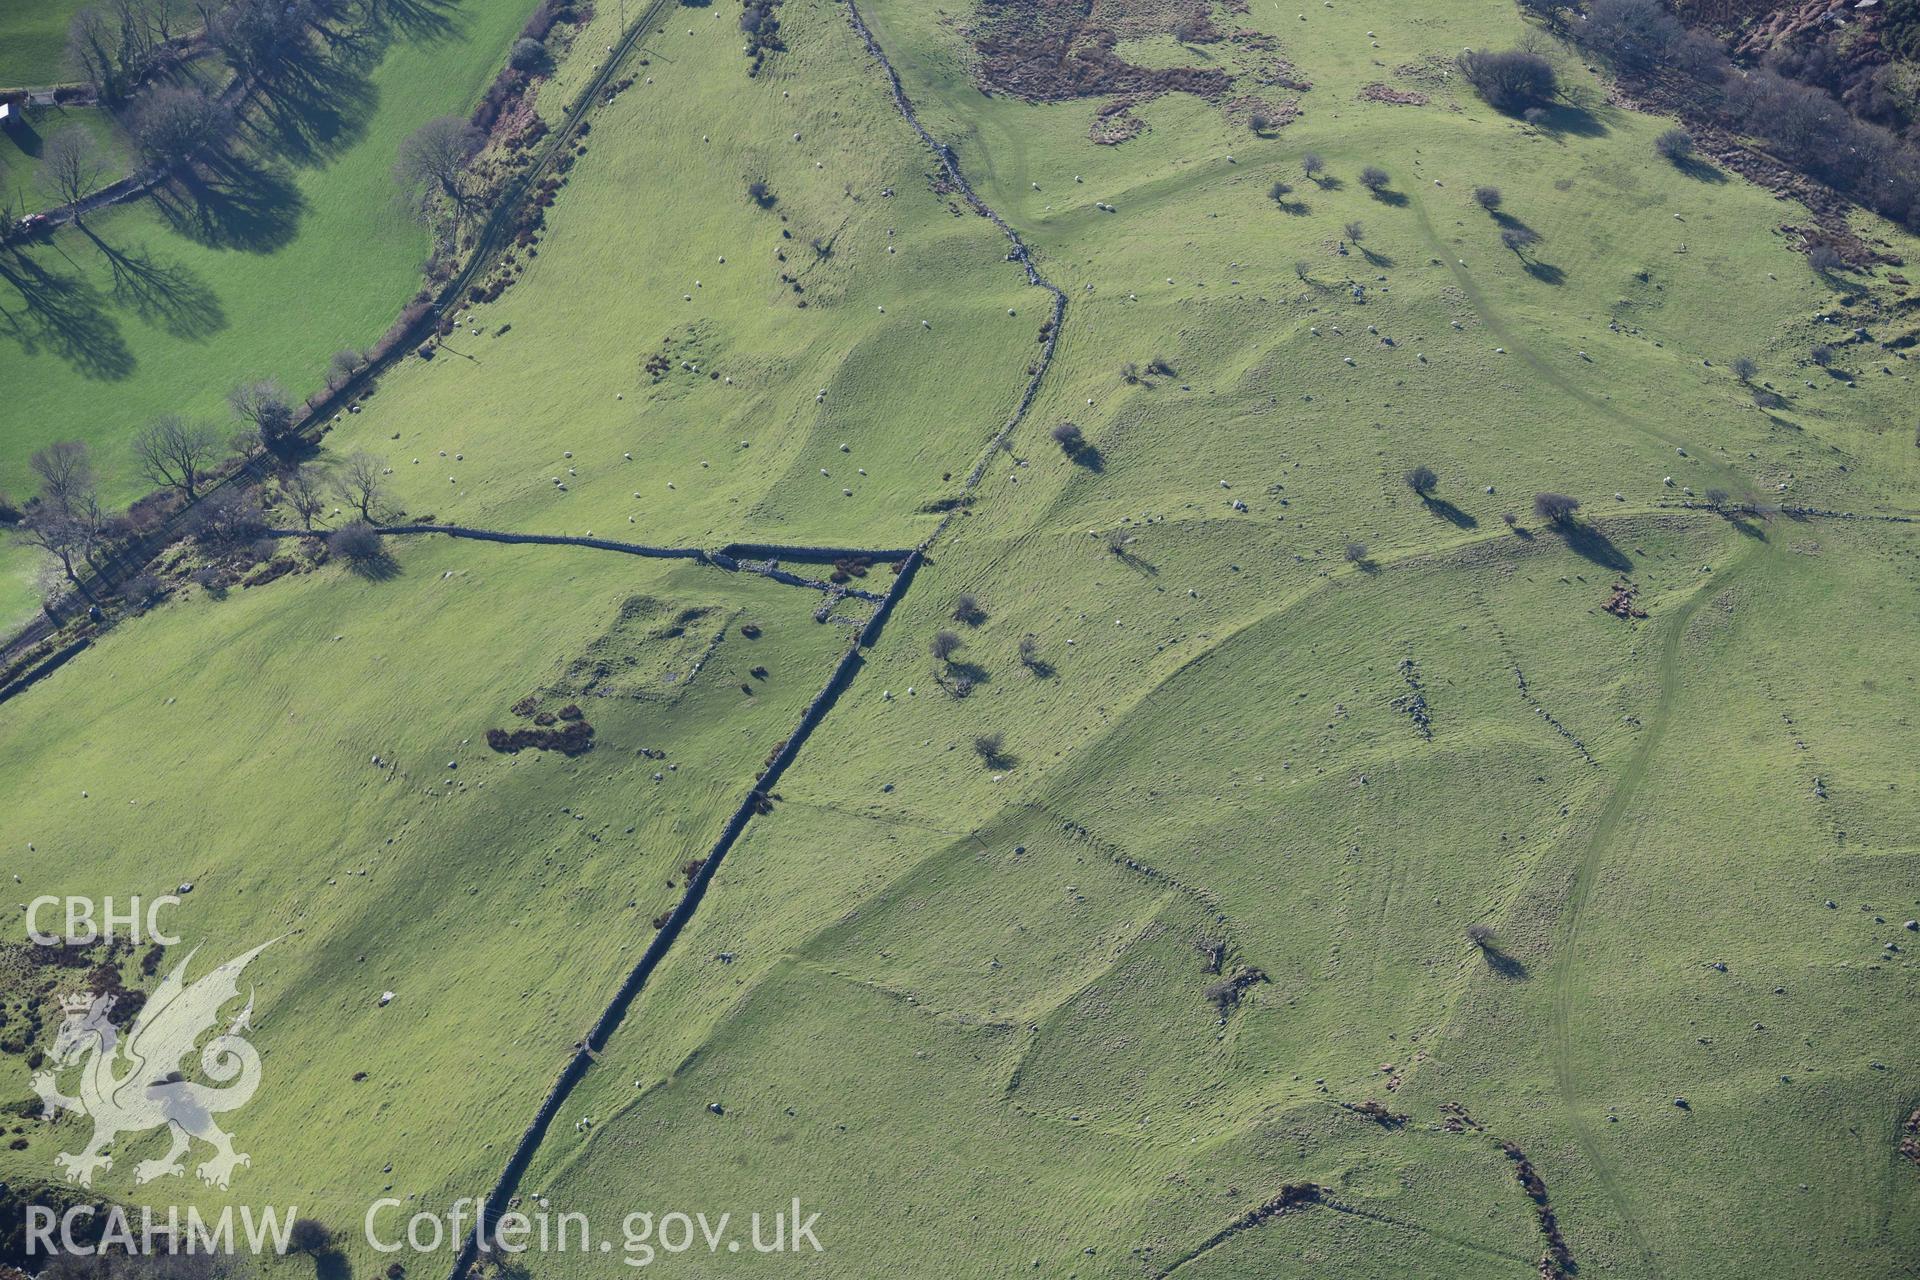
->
<box><xmin>257</xmin><ymin>523</ymin><xmax>904</xmax><ymax>602</ymax></box>
<box><xmin>842</xmin><ymin>0</ymin><xmax>1068</xmax><ymax>490</ymax></box>
<box><xmin>442</xmin><ymin>536</ymin><xmax>932</xmax><ymax>1280</ymax></box>
<box><xmin>440</xmin><ymin>10</ymin><xmax>1075</xmax><ymax>1264</ymax></box>
<box><xmin>0</xmin><ymin>0</ymin><xmax>681</xmax><ymax>659</ymax></box>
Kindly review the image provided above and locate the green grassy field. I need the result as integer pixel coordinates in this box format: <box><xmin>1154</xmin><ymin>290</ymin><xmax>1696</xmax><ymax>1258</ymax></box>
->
<box><xmin>0</xmin><ymin>0</ymin><xmax>537</xmax><ymax>629</ymax></box>
<box><xmin>3</xmin><ymin>0</ymin><xmax>1918</xmax><ymax>1276</ymax></box>
<box><xmin>0</xmin><ymin>535</ymin><xmax>864</xmax><ymax>1223</ymax></box>
<box><xmin>508</xmin><ymin>1</ymin><xmax>1920</xmax><ymax>1275</ymax></box>
<box><xmin>306</xmin><ymin>1</ymin><xmax>1035</xmax><ymax>551</ymax></box>
<box><xmin>0</xmin><ymin>101</ymin><xmax>137</xmax><ymax>213</ymax></box>
<box><xmin>0</xmin><ymin>0</ymin><xmax>92</xmax><ymax>88</ymax></box>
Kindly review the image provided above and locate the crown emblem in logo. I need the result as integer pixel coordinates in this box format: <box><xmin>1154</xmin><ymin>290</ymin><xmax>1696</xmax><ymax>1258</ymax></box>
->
<box><xmin>34</xmin><ymin>941</ymin><xmax>273</xmax><ymax>1189</ymax></box>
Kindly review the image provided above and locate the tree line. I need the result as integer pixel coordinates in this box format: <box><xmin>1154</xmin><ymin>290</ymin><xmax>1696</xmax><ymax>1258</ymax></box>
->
<box><xmin>3</xmin><ymin>374</ymin><xmax>392</xmax><ymax>614</ymax></box>
<box><xmin>1511</xmin><ymin>0</ymin><xmax>1920</xmax><ymax>236</ymax></box>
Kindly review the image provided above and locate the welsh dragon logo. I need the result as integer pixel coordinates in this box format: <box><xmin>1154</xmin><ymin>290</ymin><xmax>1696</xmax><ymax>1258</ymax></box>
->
<box><xmin>33</xmin><ymin>941</ymin><xmax>272</xmax><ymax>1189</ymax></box>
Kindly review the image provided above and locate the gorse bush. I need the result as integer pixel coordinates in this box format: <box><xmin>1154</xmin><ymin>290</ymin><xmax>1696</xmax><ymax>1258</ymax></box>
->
<box><xmin>327</xmin><ymin>522</ymin><xmax>383</xmax><ymax>564</ymax></box>
<box><xmin>1655</xmin><ymin>128</ymin><xmax>1694</xmax><ymax>162</ymax></box>
<box><xmin>1457</xmin><ymin>49</ymin><xmax>1557</xmax><ymax>114</ymax></box>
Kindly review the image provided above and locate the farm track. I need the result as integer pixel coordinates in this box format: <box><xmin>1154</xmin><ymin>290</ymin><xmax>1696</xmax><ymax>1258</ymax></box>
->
<box><xmin>441</xmin><ymin>7</ymin><xmax>1074</xmax><ymax>1275</ymax></box>
<box><xmin>1546</xmin><ymin>537</ymin><xmax>1770</xmax><ymax>1279</ymax></box>
<box><xmin>1404</xmin><ymin>195</ymin><xmax>1746</xmax><ymax>494</ymax></box>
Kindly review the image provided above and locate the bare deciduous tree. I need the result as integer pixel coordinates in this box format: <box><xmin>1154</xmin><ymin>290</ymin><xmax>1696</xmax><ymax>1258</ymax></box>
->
<box><xmin>330</xmin><ymin>451</ymin><xmax>386</xmax><ymax>522</ymax></box>
<box><xmin>132</xmin><ymin>414</ymin><xmax>222</xmax><ymax>501</ymax></box>
<box><xmin>1018</xmin><ymin>633</ymin><xmax>1045</xmax><ymax>671</ymax></box>
<box><xmin>930</xmin><ymin>629</ymin><xmax>962</xmax><ymax>663</ymax></box>
<box><xmin>1655</xmin><ymin>128</ymin><xmax>1694</xmax><ymax>162</ymax></box>
<box><xmin>16</xmin><ymin>508</ymin><xmax>101</xmax><ymax>599</ymax></box>
<box><xmin>30</xmin><ymin>440</ymin><xmax>97</xmax><ymax>519</ymax></box>
<box><xmin>281</xmin><ymin>462</ymin><xmax>329</xmax><ymax>530</ymax></box>
<box><xmin>40</xmin><ymin>126</ymin><xmax>108</xmax><ymax>211</ymax></box>
<box><xmin>326</xmin><ymin>348</ymin><xmax>364</xmax><ymax>388</ymax></box>
<box><xmin>202</xmin><ymin>0</ymin><xmax>314</xmax><ymax>81</ymax></box>
<box><xmin>327</xmin><ymin>521</ymin><xmax>383</xmax><ymax>564</ymax></box>
<box><xmin>228</xmin><ymin>377</ymin><xmax>298</xmax><ymax>455</ymax></box>
<box><xmin>130</xmin><ymin>83</ymin><xmax>230</xmax><ymax>169</ymax></box>
<box><xmin>393</xmin><ymin>115</ymin><xmax>484</xmax><ymax>228</ymax></box>
<box><xmin>68</xmin><ymin>0</ymin><xmax>180</xmax><ymax>103</ymax></box>
<box><xmin>1501</xmin><ymin>225</ymin><xmax>1541</xmax><ymax>256</ymax></box>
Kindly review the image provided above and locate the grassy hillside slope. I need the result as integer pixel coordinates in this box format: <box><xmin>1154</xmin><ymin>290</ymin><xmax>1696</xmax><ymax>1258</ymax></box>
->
<box><xmin>510</xmin><ymin>1</ymin><xmax>1920</xmax><ymax>1277</ymax></box>
<box><xmin>306</xmin><ymin>3</ymin><xmax>1035</xmax><ymax>550</ymax></box>
<box><xmin>0</xmin><ymin>537</ymin><xmax>860</xmax><ymax>1225</ymax></box>
<box><xmin>3</xmin><ymin>0</ymin><xmax>1917</xmax><ymax>1277</ymax></box>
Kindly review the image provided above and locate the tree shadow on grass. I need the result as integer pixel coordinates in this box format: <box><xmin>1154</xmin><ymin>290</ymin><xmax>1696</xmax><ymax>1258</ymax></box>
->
<box><xmin>1553</xmin><ymin>520</ymin><xmax>1632</xmax><ymax>574</ymax></box>
<box><xmin>1422</xmin><ymin>497</ymin><xmax>1478</xmax><ymax>529</ymax></box>
<box><xmin>1368</xmin><ymin>187</ymin><xmax>1408</xmax><ymax>207</ymax></box>
<box><xmin>0</xmin><ymin>244</ymin><xmax>135</xmax><ymax>379</ymax></box>
<box><xmin>1531</xmin><ymin>94</ymin><xmax>1610</xmax><ymax>139</ymax></box>
<box><xmin>1675</xmin><ymin>155</ymin><xmax>1727</xmax><ymax>184</ymax></box>
<box><xmin>1063</xmin><ymin>443</ymin><xmax>1105</xmax><ymax>473</ymax></box>
<box><xmin>366</xmin><ymin>0</ymin><xmax>465</xmax><ymax>43</ymax></box>
<box><xmin>244</xmin><ymin>31</ymin><xmax>382</xmax><ymax>169</ymax></box>
<box><xmin>1359</xmin><ymin>245</ymin><xmax>1395</xmax><ymax>268</ymax></box>
<box><xmin>76</xmin><ymin>223</ymin><xmax>226</xmax><ymax>340</ymax></box>
<box><xmin>346</xmin><ymin>549</ymin><xmax>402</xmax><ymax>580</ymax></box>
<box><xmin>152</xmin><ymin>150</ymin><xmax>305</xmax><ymax>254</ymax></box>
<box><xmin>1523</xmin><ymin>259</ymin><xmax>1567</xmax><ymax>286</ymax></box>
<box><xmin>1717</xmin><ymin>509</ymin><xmax>1768</xmax><ymax>541</ymax></box>
<box><xmin>1480</xmin><ymin>945</ymin><xmax>1529</xmax><ymax>980</ymax></box>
